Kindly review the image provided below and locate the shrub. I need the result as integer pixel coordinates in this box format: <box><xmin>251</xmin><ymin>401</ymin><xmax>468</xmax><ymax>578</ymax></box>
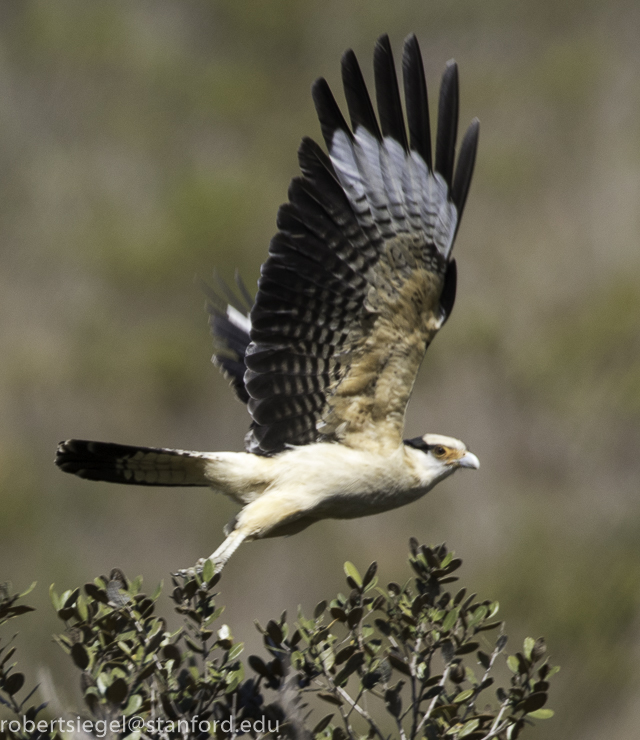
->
<box><xmin>1</xmin><ymin>540</ymin><xmax>557</xmax><ymax>739</ymax></box>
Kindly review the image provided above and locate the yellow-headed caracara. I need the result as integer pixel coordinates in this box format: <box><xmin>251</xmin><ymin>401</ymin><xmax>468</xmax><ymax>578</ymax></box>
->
<box><xmin>56</xmin><ymin>34</ymin><xmax>480</xmax><ymax>575</ymax></box>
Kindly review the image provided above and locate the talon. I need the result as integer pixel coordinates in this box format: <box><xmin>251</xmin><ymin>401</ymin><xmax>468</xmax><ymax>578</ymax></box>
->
<box><xmin>172</xmin><ymin>557</ymin><xmax>213</xmax><ymax>579</ymax></box>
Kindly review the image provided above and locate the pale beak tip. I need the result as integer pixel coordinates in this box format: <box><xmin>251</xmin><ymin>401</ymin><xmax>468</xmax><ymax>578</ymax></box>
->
<box><xmin>459</xmin><ymin>451</ymin><xmax>480</xmax><ymax>470</ymax></box>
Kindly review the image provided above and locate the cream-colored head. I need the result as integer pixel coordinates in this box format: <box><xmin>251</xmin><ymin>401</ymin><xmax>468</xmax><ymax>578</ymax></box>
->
<box><xmin>404</xmin><ymin>433</ymin><xmax>479</xmax><ymax>487</ymax></box>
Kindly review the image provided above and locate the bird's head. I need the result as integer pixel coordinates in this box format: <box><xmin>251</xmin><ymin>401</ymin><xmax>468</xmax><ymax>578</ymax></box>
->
<box><xmin>404</xmin><ymin>433</ymin><xmax>479</xmax><ymax>486</ymax></box>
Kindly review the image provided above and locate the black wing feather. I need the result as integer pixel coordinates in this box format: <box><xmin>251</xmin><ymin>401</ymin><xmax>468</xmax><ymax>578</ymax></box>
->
<box><xmin>452</xmin><ymin>118</ymin><xmax>480</xmax><ymax>220</ymax></box>
<box><xmin>312</xmin><ymin>77</ymin><xmax>354</xmax><ymax>151</ymax></box>
<box><xmin>439</xmin><ymin>258</ymin><xmax>457</xmax><ymax>324</ymax></box>
<box><xmin>435</xmin><ymin>61</ymin><xmax>459</xmax><ymax>189</ymax></box>
<box><xmin>341</xmin><ymin>49</ymin><xmax>382</xmax><ymax>141</ymax></box>
<box><xmin>374</xmin><ymin>34</ymin><xmax>408</xmax><ymax>150</ymax></box>
<box><xmin>402</xmin><ymin>33</ymin><xmax>432</xmax><ymax>168</ymax></box>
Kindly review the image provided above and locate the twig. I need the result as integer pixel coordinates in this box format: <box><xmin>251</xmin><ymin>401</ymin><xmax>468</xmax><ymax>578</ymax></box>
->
<box><xmin>406</xmin><ymin>632</ymin><xmax>424</xmax><ymax>738</ymax></box>
<box><xmin>335</xmin><ymin>685</ymin><xmax>387</xmax><ymax>740</ymax></box>
<box><xmin>416</xmin><ymin>663</ymin><xmax>452</xmax><ymax>733</ymax></box>
<box><xmin>478</xmin><ymin>698</ymin><xmax>512</xmax><ymax>740</ymax></box>
<box><xmin>459</xmin><ymin>635</ymin><xmax>504</xmax><ymax>723</ymax></box>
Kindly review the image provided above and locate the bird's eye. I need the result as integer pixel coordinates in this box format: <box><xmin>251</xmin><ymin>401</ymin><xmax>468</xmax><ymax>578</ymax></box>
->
<box><xmin>433</xmin><ymin>445</ymin><xmax>447</xmax><ymax>457</ymax></box>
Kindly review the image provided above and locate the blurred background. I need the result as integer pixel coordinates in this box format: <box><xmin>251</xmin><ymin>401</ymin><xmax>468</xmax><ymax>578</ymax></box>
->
<box><xmin>1</xmin><ymin>0</ymin><xmax>639</xmax><ymax>736</ymax></box>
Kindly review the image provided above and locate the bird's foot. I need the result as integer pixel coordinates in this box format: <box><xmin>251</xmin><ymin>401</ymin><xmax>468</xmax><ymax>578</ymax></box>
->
<box><xmin>172</xmin><ymin>557</ymin><xmax>221</xmax><ymax>581</ymax></box>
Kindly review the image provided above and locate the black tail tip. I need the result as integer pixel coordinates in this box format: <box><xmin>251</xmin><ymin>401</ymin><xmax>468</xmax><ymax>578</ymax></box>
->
<box><xmin>55</xmin><ymin>439</ymin><xmax>87</xmax><ymax>476</ymax></box>
<box><xmin>55</xmin><ymin>438</ymin><xmax>111</xmax><ymax>480</ymax></box>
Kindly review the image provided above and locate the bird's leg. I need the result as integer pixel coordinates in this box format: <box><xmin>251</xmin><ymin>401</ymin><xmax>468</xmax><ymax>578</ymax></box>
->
<box><xmin>175</xmin><ymin>493</ymin><xmax>308</xmax><ymax>578</ymax></box>
<box><xmin>208</xmin><ymin>529</ymin><xmax>247</xmax><ymax>573</ymax></box>
<box><xmin>175</xmin><ymin>529</ymin><xmax>247</xmax><ymax>578</ymax></box>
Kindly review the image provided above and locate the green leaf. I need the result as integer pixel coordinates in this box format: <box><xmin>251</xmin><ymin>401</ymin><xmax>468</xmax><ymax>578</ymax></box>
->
<box><xmin>6</xmin><ymin>605</ymin><xmax>34</xmax><ymax>618</ymax></box>
<box><xmin>347</xmin><ymin>606</ymin><xmax>363</xmax><ymax>629</ymax></box>
<box><xmin>225</xmin><ymin>664</ymin><xmax>244</xmax><ymax>692</ymax></box>
<box><xmin>84</xmin><ymin>582</ymin><xmax>108</xmax><ymax>604</ymax></box>
<box><xmin>129</xmin><ymin>575</ymin><xmax>143</xmax><ymax>596</ymax></box>
<box><xmin>76</xmin><ymin>594</ymin><xmax>88</xmax><ymax>622</ymax></box>
<box><xmin>228</xmin><ymin>642</ymin><xmax>244</xmax><ymax>660</ymax></box>
<box><xmin>313</xmin><ymin>714</ymin><xmax>334</xmax><ymax>734</ymax></box>
<box><xmin>71</xmin><ymin>643</ymin><xmax>90</xmax><ymax>670</ymax></box>
<box><xmin>531</xmin><ymin>637</ymin><xmax>547</xmax><ymax>662</ymax></box>
<box><xmin>123</xmin><ymin>693</ymin><xmax>143</xmax><ymax>716</ymax></box>
<box><xmin>521</xmin><ymin>692</ymin><xmax>547</xmax><ymax>713</ymax></box>
<box><xmin>314</xmin><ymin>600</ymin><xmax>327</xmax><ymax>619</ymax></box>
<box><xmin>184</xmin><ymin>636</ymin><xmax>204</xmax><ymax>654</ymax></box>
<box><xmin>318</xmin><ymin>691</ymin><xmax>343</xmax><ymax>706</ymax></box>
<box><xmin>487</xmin><ymin>601</ymin><xmax>500</xmax><ymax>618</ymax></box>
<box><xmin>63</xmin><ymin>588</ymin><xmax>80</xmax><ymax>608</ymax></box>
<box><xmin>49</xmin><ymin>584</ymin><xmax>60</xmax><ymax>611</ymax></box>
<box><xmin>319</xmin><ymin>645</ymin><xmax>335</xmax><ymax>672</ymax></box>
<box><xmin>458</xmin><ymin>718</ymin><xmax>480</xmax><ymax>737</ymax></box>
<box><xmin>335</xmin><ymin>644</ymin><xmax>357</xmax><ymax>665</ymax></box>
<box><xmin>248</xmin><ymin>655</ymin><xmax>269</xmax><ymax>676</ymax></box>
<box><xmin>4</xmin><ymin>672</ymin><xmax>25</xmax><ymax>696</ymax></box>
<box><xmin>468</xmin><ymin>605</ymin><xmax>488</xmax><ymax>627</ymax></box>
<box><xmin>162</xmin><ymin>643</ymin><xmax>181</xmax><ymax>664</ymax></box>
<box><xmin>453</xmin><ymin>688</ymin><xmax>474</xmax><ymax>703</ymax></box>
<box><xmin>19</xmin><ymin>582</ymin><xmax>37</xmax><ymax>599</ymax></box>
<box><xmin>523</xmin><ymin>637</ymin><xmax>535</xmax><ymax>661</ymax></box>
<box><xmin>455</xmin><ymin>641</ymin><xmax>479</xmax><ymax>655</ymax></box>
<box><xmin>454</xmin><ymin>588</ymin><xmax>467</xmax><ymax>606</ymax></box>
<box><xmin>442</xmin><ymin>608</ymin><xmax>459</xmax><ymax>633</ymax></box>
<box><xmin>151</xmin><ymin>580</ymin><xmax>164</xmax><ymax>601</ymax></box>
<box><xmin>106</xmin><ymin>677</ymin><xmax>128</xmax><ymax>704</ymax></box>
<box><xmin>343</xmin><ymin>561</ymin><xmax>362</xmax><ymax>588</ymax></box>
<box><xmin>202</xmin><ymin>559</ymin><xmax>215</xmax><ymax>583</ymax></box>
<box><xmin>465</xmin><ymin>666</ymin><xmax>478</xmax><ymax>684</ymax></box>
<box><xmin>361</xmin><ymin>624</ymin><xmax>374</xmax><ymax>639</ymax></box>
<box><xmin>477</xmin><ymin>651</ymin><xmax>491</xmax><ymax>670</ymax></box>
<box><xmin>507</xmin><ymin>655</ymin><xmax>520</xmax><ymax>674</ymax></box>
<box><xmin>476</xmin><ymin>620</ymin><xmax>503</xmax><ymax>632</ymax></box>
<box><xmin>96</xmin><ymin>672</ymin><xmax>110</xmax><ymax>694</ymax></box>
<box><xmin>527</xmin><ymin>708</ymin><xmax>554</xmax><ymax>720</ymax></box>
<box><xmin>334</xmin><ymin>651</ymin><xmax>365</xmax><ymax>686</ymax></box>
<box><xmin>387</xmin><ymin>653</ymin><xmax>411</xmax><ymax>676</ymax></box>
<box><xmin>0</xmin><ymin>647</ymin><xmax>16</xmax><ymax>667</ymax></box>
<box><xmin>363</xmin><ymin>562</ymin><xmax>378</xmax><ymax>588</ymax></box>
<box><xmin>204</xmin><ymin>605</ymin><xmax>225</xmax><ymax>626</ymax></box>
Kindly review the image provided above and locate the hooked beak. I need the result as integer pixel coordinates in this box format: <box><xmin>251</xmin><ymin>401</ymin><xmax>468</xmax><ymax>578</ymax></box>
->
<box><xmin>458</xmin><ymin>451</ymin><xmax>480</xmax><ymax>470</ymax></box>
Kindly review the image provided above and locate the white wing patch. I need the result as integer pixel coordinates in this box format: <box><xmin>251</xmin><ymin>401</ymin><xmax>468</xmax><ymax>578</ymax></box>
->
<box><xmin>226</xmin><ymin>304</ymin><xmax>251</xmax><ymax>334</ymax></box>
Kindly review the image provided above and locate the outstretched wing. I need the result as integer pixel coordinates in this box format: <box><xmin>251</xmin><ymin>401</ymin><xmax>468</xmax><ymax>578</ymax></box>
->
<box><xmin>242</xmin><ymin>34</ymin><xmax>478</xmax><ymax>455</ymax></box>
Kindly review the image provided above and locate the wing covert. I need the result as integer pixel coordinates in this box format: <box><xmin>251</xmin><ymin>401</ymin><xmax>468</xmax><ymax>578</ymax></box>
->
<box><xmin>243</xmin><ymin>34</ymin><xmax>479</xmax><ymax>455</ymax></box>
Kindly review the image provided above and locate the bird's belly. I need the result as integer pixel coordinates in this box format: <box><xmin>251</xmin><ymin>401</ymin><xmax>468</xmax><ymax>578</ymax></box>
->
<box><xmin>312</xmin><ymin>482</ymin><xmax>429</xmax><ymax>519</ymax></box>
<box><xmin>262</xmin><ymin>443</ymin><xmax>431</xmax><ymax>525</ymax></box>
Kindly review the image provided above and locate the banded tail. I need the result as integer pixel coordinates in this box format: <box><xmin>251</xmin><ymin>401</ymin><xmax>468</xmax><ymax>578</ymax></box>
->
<box><xmin>56</xmin><ymin>439</ymin><xmax>212</xmax><ymax>486</ymax></box>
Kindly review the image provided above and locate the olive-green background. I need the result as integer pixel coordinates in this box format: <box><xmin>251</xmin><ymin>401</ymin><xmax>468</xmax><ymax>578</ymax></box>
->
<box><xmin>1</xmin><ymin>2</ymin><xmax>639</xmax><ymax>737</ymax></box>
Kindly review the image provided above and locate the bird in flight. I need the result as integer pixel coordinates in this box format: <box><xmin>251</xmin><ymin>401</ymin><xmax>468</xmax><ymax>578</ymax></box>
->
<box><xmin>56</xmin><ymin>34</ymin><xmax>480</xmax><ymax>576</ymax></box>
